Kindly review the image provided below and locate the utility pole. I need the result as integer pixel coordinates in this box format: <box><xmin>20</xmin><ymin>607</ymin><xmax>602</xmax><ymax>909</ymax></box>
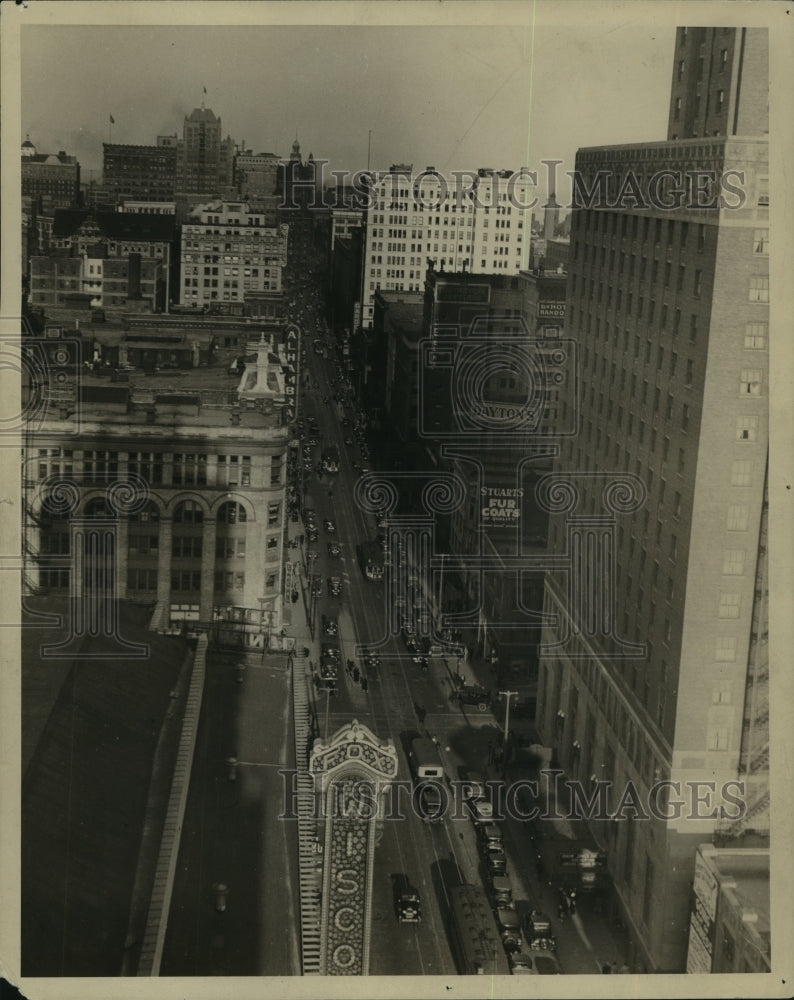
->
<box><xmin>498</xmin><ymin>690</ymin><xmax>518</xmax><ymax>763</ymax></box>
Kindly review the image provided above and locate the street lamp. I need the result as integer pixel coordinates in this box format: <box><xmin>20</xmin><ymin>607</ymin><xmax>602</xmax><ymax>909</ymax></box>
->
<box><xmin>498</xmin><ymin>689</ymin><xmax>518</xmax><ymax>766</ymax></box>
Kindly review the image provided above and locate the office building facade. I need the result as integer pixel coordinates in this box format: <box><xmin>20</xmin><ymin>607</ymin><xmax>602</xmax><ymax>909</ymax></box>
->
<box><xmin>23</xmin><ymin>334</ymin><xmax>292</xmax><ymax>637</ymax></box>
<box><xmin>535</xmin><ymin>27</ymin><xmax>769</xmax><ymax>972</ymax></box>
<box><xmin>180</xmin><ymin>201</ymin><xmax>289</xmax><ymax>307</ymax></box>
<box><xmin>360</xmin><ymin>165</ymin><xmax>531</xmax><ymax>329</ymax></box>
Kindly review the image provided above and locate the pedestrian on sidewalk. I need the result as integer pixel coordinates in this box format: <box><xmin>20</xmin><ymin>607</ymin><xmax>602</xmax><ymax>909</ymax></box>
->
<box><xmin>361</xmin><ymin>676</ymin><xmax>368</xmax><ymax>693</ymax></box>
<box><xmin>618</xmin><ymin>962</ymin><xmax>630</xmax><ymax>974</ymax></box>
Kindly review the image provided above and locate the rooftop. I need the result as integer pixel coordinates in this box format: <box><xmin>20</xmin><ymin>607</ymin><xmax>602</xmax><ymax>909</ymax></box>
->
<box><xmin>53</xmin><ymin>208</ymin><xmax>176</xmax><ymax>242</ymax></box>
<box><xmin>185</xmin><ymin>107</ymin><xmax>219</xmax><ymax>123</ymax></box>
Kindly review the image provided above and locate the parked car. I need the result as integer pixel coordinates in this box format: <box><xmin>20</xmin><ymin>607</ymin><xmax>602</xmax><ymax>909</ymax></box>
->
<box><xmin>494</xmin><ymin>907</ymin><xmax>522</xmax><ymax>952</ymax></box>
<box><xmin>465</xmin><ymin>772</ymin><xmax>488</xmax><ymax>801</ymax></box>
<box><xmin>484</xmin><ymin>846</ymin><xmax>508</xmax><ymax>877</ymax></box>
<box><xmin>532</xmin><ymin>953</ymin><xmax>562</xmax><ymax>975</ymax></box>
<box><xmin>508</xmin><ymin>950</ymin><xmax>538</xmax><ymax>975</ymax></box>
<box><xmin>453</xmin><ymin>684</ymin><xmax>492</xmax><ymax>711</ymax></box>
<box><xmin>311</xmin><ymin>574</ymin><xmax>323</xmax><ymax>596</ymax></box>
<box><xmin>489</xmin><ymin>874</ymin><xmax>515</xmax><ymax>910</ymax></box>
<box><xmin>467</xmin><ymin>796</ymin><xmax>494</xmax><ymax>824</ymax></box>
<box><xmin>478</xmin><ymin>822</ymin><xmax>504</xmax><ymax>850</ymax></box>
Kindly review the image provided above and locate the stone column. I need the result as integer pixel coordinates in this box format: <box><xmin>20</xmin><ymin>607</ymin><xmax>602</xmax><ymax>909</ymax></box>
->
<box><xmin>199</xmin><ymin>514</ymin><xmax>218</xmax><ymax>625</ymax></box>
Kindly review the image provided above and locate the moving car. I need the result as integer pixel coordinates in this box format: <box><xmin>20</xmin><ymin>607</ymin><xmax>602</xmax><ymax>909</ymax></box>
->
<box><xmin>319</xmin><ymin>656</ymin><xmax>338</xmax><ymax>679</ymax></box>
<box><xmin>523</xmin><ymin>909</ymin><xmax>557</xmax><ymax>952</ymax></box>
<box><xmin>327</xmin><ymin>542</ymin><xmax>341</xmax><ymax>557</ymax></box>
<box><xmin>321</xmin><ymin>643</ymin><xmax>340</xmax><ymax>661</ymax></box>
<box><xmin>327</xmin><ymin>576</ymin><xmax>343</xmax><ymax>597</ymax></box>
<box><xmin>322</xmin><ymin>616</ymin><xmax>338</xmax><ymax>636</ymax></box>
<box><xmin>324</xmin><ymin>519</ymin><xmax>336</xmax><ymax>533</ymax></box>
<box><xmin>397</xmin><ymin>890</ymin><xmax>422</xmax><ymax>923</ymax></box>
<box><xmin>416</xmin><ymin>781</ymin><xmax>445</xmax><ymax>823</ymax></box>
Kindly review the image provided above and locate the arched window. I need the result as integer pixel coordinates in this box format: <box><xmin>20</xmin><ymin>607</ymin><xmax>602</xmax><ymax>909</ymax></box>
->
<box><xmin>129</xmin><ymin>501</ymin><xmax>160</xmax><ymax>522</ymax></box>
<box><xmin>217</xmin><ymin>501</ymin><xmax>247</xmax><ymax>524</ymax></box>
<box><xmin>84</xmin><ymin>496</ymin><xmax>115</xmax><ymax>518</ymax></box>
<box><xmin>173</xmin><ymin>499</ymin><xmax>204</xmax><ymax>523</ymax></box>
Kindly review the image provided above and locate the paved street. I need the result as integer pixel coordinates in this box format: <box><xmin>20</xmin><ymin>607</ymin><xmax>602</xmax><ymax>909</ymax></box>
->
<box><xmin>159</xmin><ymin>225</ymin><xmax>632</xmax><ymax>979</ymax></box>
<box><xmin>286</xmin><ymin>245</ymin><xmax>633</xmax><ymax>977</ymax></box>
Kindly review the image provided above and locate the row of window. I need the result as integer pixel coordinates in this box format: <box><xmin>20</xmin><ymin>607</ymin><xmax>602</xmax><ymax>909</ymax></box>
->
<box><xmin>39</xmin><ymin>495</ymin><xmax>281</xmax><ymax>527</ymax></box>
<box><xmin>34</xmin><ymin>450</ymin><xmax>284</xmax><ymax>488</ymax></box>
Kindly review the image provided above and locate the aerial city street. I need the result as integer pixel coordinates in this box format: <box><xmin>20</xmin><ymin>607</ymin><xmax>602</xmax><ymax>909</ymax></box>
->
<box><xmin>12</xmin><ymin>7</ymin><xmax>777</xmax><ymax>992</ymax></box>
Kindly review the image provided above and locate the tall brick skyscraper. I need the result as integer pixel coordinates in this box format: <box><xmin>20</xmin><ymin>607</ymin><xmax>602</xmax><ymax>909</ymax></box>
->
<box><xmin>535</xmin><ymin>26</ymin><xmax>769</xmax><ymax>972</ymax></box>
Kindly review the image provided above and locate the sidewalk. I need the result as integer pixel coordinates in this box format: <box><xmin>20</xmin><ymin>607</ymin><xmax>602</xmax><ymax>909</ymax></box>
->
<box><xmin>455</xmin><ymin>640</ymin><xmax>635</xmax><ymax>974</ymax></box>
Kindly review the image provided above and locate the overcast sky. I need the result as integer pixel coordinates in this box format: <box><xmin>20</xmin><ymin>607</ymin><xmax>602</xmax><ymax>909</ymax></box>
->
<box><xmin>19</xmin><ymin>7</ymin><xmax>676</xmax><ymax>206</ymax></box>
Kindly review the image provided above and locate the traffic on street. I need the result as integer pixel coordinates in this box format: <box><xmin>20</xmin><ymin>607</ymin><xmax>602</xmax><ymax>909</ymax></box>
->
<box><xmin>276</xmin><ymin>224</ymin><xmax>632</xmax><ymax>977</ymax></box>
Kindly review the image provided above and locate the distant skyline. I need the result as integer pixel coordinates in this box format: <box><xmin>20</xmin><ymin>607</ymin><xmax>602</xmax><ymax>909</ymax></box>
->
<box><xmin>20</xmin><ymin>17</ymin><xmax>675</xmax><ymax>205</ymax></box>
